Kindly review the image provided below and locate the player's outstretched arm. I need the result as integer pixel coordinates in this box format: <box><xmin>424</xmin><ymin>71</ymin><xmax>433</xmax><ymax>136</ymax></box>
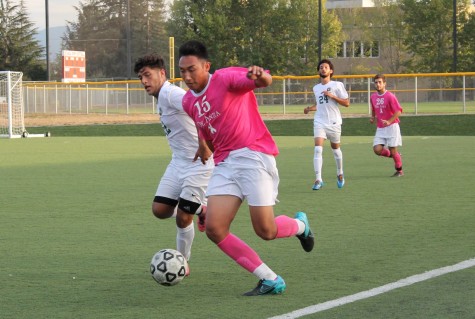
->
<box><xmin>247</xmin><ymin>66</ymin><xmax>272</xmax><ymax>88</ymax></box>
<box><xmin>304</xmin><ymin>105</ymin><xmax>316</xmax><ymax>114</ymax></box>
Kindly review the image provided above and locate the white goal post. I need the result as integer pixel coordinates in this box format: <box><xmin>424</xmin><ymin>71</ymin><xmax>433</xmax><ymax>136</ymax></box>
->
<box><xmin>0</xmin><ymin>71</ymin><xmax>25</xmax><ymax>138</ymax></box>
<box><xmin>0</xmin><ymin>71</ymin><xmax>48</xmax><ymax>138</ymax></box>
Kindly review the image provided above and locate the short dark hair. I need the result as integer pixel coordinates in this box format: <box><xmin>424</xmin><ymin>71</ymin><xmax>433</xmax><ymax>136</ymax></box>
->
<box><xmin>133</xmin><ymin>54</ymin><xmax>166</xmax><ymax>74</ymax></box>
<box><xmin>374</xmin><ymin>74</ymin><xmax>386</xmax><ymax>82</ymax></box>
<box><xmin>178</xmin><ymin>40</ymin><xmax>209</xmax><ymax>60</ymax></box>
<box><xmin>318</xmin><ymin>59</ymin><xmax>334</xmax><ymax>72</ymax></box>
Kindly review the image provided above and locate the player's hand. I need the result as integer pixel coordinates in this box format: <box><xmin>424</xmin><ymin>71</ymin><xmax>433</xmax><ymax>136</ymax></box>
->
<box><xmin>247</xmin><ymin>66</ymin><xmax>264</xmax><ymax>80</ymax></box>
<box><xmin>304</xmin><ymin>106</ymin><xmax>311</xmax><ymax>114</ymax></box>
<box><xmin>369</xmin><ymin>117</ymin><xmax>375</xmax><ymax>124</ymax></box>
<box><xmin>193</xmin><ymin>142</ymin><xmax>213</xmax><ymax>165</ymax></box>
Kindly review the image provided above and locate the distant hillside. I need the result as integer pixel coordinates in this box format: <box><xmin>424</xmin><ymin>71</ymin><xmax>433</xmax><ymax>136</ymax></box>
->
<box><xmin>35</xmin><ymin>26</ymin><xmax>67</xmax><ymax>58</ymax></box>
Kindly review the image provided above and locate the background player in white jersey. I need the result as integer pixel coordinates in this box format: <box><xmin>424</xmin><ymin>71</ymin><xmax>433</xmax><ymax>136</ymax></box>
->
<box><xmin>370</xmin><ymin>74</ymin><xmax>404</xmax><ymax>177</ymax></box>
<box><xmin>134</xmin><ymin>54</ymin><xmax>214</xmax><ymax>264</ymax></box>
<box><xmin>304</xmin><ymin>59</ymin><xmax>350</xmax><ymax>190</ymax></box>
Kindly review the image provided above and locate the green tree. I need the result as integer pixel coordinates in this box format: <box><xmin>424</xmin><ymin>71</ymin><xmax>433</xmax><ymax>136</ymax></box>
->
<box><xmin>167</xmin><ymin>0</ymin><xmax>343</xmax><ymax>75</ymax></box>
<box><xmin>363</xmin><ymin>0</ymin><xmax>409</xmax><ymax>74</ymax></box>
<box><xmin>458</xmin><ymin>8</ymin><xmax>475</xmax><ymax>71</ymax></box>
<box><xmin>0</xmin><ymin>0</ymin><xmax>45</xmax><ymax>80</ymax></box>
<box><xmin>400</xmin><ymin>0</ymin><xmax>470</xmax><ymax>73</ymax></box>
<box><xmin>62</xmin><ymin>0</ymin><xmax>168</xmax><ymax>80</ymax></box>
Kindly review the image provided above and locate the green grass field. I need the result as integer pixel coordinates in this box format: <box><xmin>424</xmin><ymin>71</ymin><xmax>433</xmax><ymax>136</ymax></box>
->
<box><xmin>1</xmin><ymin>117</ymin><xmax>474</xmax><ymax>318</ymax></box>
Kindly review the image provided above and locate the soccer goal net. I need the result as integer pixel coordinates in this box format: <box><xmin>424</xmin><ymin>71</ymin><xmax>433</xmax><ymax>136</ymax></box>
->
<box><xmin>0</xmin><ymin>71</ymin><xmax>26</xmax><ymax>138</ymax></box>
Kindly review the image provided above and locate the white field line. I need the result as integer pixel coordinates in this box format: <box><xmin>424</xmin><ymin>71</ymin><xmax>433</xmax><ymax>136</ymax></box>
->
<box><xmin>269</xmin><ymin>257</ymin><xmax>475</xmax><ymax>319</ymax></box>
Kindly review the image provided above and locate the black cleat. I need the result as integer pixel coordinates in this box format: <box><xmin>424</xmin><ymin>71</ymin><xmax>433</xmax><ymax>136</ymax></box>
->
<box><xmin>295</xmin><ymin>212</ymin><xmax>315</xmax><ymax>252</ymax></box>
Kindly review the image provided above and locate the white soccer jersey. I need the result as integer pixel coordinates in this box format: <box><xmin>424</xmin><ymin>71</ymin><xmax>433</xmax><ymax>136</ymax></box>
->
<box><xmin>313</xmin><ymin>80</ymin><xmax>349</xmax><ymax>126</ymax></box>
<box><xmin>158</xmin><ymin>81</ymin><xmax>199</xmax><ymax>161</ymax></box>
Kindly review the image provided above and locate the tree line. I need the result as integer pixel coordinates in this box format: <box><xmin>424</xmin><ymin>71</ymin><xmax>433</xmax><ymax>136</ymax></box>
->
<box><xmin>1</xmin><ymin>0</ymin><xmax>474</xmax><ymax>81</ymax></box>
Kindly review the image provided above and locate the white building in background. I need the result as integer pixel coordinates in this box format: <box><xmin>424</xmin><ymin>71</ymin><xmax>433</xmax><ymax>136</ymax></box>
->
<box><xmin>326</xmin><ymin>0</ymin><xmax>375</xmax><ymax>9</ymax></box>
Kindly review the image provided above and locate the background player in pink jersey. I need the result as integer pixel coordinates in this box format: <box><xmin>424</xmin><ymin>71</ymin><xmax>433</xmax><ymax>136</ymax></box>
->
<box><xmin>178</xmin><ymin>40</ymin><xmax>314</xmax><ymax>296</ymax></box>
<box><xmin>304</xmin><ymin>59</ymin><xmax>350</xmax><ymax>190</ymax></box>
<box><xmin>134</xmin><ymin>54</ymin><xmax>214</xmax><ymax>265</ymax></box>
<box><xmin>370</xmin><ymin>74</ymin><xmax>404</xmax><ymax>177</ymax></box>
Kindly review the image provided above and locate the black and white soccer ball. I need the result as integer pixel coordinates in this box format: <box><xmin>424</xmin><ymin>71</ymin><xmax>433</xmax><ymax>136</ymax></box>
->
<box><xmin>150</xmin><ymin>249</ymin><xmax>188</xmax><ymax>286</ymax></box>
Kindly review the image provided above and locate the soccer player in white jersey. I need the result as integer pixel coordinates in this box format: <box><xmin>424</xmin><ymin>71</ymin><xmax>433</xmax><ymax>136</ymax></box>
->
<box><xmin>370</xmin><ymin>74</ymin><xmax>404</xmax><ymax>177</ymax></box>
<box><xmin>134</xmin><ymin>54</ymin><xmax>214</xmax><ymax>265</ymax></box>
<box><xmin>304</xmin><ymin>59</ymin><xmax>350</xmax><ymax>190</ymax></box>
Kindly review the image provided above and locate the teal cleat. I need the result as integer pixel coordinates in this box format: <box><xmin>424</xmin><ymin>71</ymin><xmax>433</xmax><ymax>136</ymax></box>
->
<box><xmin>337</xmin><ymin>175</ymin><xmax>345</xmax><ymax>188</ymax></box>
<box><xmin>312</xmin><ymin>180</ymin><xmax>324</xmax><ymax>190</ymax></box>
<box><xmin>243</xmin><ymin>275</ymin><xmax>286</xmax><ymax>296</ymax></box>
<box><xmin>295</xmin><ymin>212</ymin><xmax>315</xmax><ymax>252</ymax></box>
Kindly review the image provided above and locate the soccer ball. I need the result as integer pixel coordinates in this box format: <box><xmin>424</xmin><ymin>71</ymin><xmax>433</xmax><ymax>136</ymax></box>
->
<box><xmin>150</xmin><ymin>249</ymin><xmax>188</xmax><ymax>286</ymax></box>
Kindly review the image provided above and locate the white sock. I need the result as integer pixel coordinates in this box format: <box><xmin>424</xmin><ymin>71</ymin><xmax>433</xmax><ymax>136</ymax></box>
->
<box><xmin>176</xmin><ymin>222</ymin><xmax>194</xmax><ymax>261</ymax></box>
<box><xmin>314</xmin><ymin>146</ymin><xmax>323</xmax><ymax>181</ymax></box>
<box><xmin>295</xmin><ymin>219</ymin><xmax>306</xmax><ymax>236</ymax></box>
<box><xmin>332</xmin><ymin>148</ymin><xmax>343</xmax><ymax>176</ymax></box>
<box><xmin>253</xmin><ymin>263</ymin><xmax>278</xmax><ymax>281</ymax></box>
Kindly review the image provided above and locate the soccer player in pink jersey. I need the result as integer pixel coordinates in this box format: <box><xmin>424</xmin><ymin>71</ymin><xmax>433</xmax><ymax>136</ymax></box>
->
<box><xmin>370</xmin><ymin>74</ymin><xmax>404</xmax><ymax>177</ymax></box>
<box><xmin>178</xmin><ymin>40</ymin><xmax>314</xmax><ymax>296</ymax></box>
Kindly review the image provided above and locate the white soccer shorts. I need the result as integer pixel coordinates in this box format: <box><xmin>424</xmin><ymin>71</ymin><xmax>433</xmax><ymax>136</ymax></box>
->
<box><xmin>313</xmin><ymin>123</ymin><xmax>342</xmax><ymax>144</ymax></box>
<box><xmin>206</xmin><ymin>148</ymin><xmax>279</xmax><ymax>207</ymax></box>
<box><xmin>155</xmin><ymin>158</ymin><xmax>213</xmax><ymax>205</ymax></box>
<box><xmin>373</xmin><ymin>123</ymin><xmax>402</xmax><ymax>147</ymax></box>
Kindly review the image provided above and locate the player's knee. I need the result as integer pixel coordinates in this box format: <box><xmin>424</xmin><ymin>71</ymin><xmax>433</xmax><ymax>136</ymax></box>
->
<box><xmin>257</xmin><ymin>231</ymin><xmax>276</xmax><ymax>241</ymax></box>
<box><xmin>255</xmin><ymin>225</ymin><xmax>277</xmax><ymax>241</ymax></box>
<box><xmin>175</xmin><ymin>212</ymin><xmax>193</xmax><ymax>228</ymax></box>
<box><xmin>152</xmin><ymin>196</ymin><xmax>178</xmax><ymax>219</ymax></box>
<box><xmin>152</xmin><ymin>207</ymin><xmax>168</xmax><ymax>219</ymax></box>
<box><xmin>205</xmin><ymin>226</ymin><xmax>222</xmax><ymax>244</ymax></box>
<box><xmin>152</xmin><ymin>204</ymin><xmax>172</xmax><ymax>219</ymax></box>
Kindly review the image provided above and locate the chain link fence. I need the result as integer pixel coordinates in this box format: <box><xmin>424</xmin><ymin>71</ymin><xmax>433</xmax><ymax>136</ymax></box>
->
<box><xmin>24</xmin><ymin>72</ymin><xmax>475</xmax><ymax>116</ymax></box>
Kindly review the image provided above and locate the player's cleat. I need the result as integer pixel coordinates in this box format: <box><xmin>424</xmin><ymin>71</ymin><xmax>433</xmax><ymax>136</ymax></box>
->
<box><xmin>295</xmin><ymin>212</ymin><xmax>315</xmax><ymax>252</ymax></box>
<box><xmin>312</xmin><ymin>180</ymin><xmax>324</xmax><ymax>190</ymax></box>
<box><xmin>337</xmin><ymin>174</ymin><xmax>345</xmax><ymax>189</ymax></box>
<box><xmin>243</xmin><ymin>275</ymin><xmax>286</xmax><ymax>296</ymax></box>
<box><xmin>391</xmin><ymin>170</ymin><xmax>404</xmax><ymax>177</ymax></box>
<box><xmin>197</xmin><ymin>206</ymin><xmax>206</xmax><ymax>232</ymax></box>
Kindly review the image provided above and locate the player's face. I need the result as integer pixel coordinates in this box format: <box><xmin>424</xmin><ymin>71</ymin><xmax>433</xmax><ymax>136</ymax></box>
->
<box><xmin>179</xmin><ymin>56</ymin><xmax>211</xmax><ymax>93</ymax></box>
<box><xmin>318</xmin><ymin>63</ymin><xmax>333</xmax><ymax>79</ymax></box>
<box><xmin>374</xmin><ymin>78</ymin><xmax>386</xmax><ymax>93</ymax></box>
<box><xmin>137</xmin><ymin>66</ymin><xmax>166</xmax><ymax>98</ymax></box>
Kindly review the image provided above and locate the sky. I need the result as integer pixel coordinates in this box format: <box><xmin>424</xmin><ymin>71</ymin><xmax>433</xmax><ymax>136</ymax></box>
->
<box><xmin>25</xmin><ymin>0</ymin><xmax>174</xmax><ymax>30</ymax></box>
<box><xmin>25</xmin><ymin>0</ymin><xmax>81</xmax><ymax>30</ymax></box>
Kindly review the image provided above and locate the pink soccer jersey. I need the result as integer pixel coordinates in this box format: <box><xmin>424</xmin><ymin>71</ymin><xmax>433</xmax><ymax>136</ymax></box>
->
<box><xmin>182</xmin><ymin>67</ymin><xmax>278</xmax><ymax>164</ymax></box>
<box><xmin>370</xmin><ymin>91</ymin><xmax>403</xmax><ymax>128</ymax></box>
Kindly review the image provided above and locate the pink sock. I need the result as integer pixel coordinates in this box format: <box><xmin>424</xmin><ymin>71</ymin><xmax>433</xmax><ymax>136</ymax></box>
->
<box><xmin>275</xmin><ymin>215</ymin><xmax>299</xmax><ymax>238</ymax></box>
<box><xmin>217</xmin><ymin>233</ymin><xmax>262</xmax><ymax>273</ymax></box>
<box><xmin>393</xmin><ymin>152</ymin><xmax>402</xmax><ymax>169</ymax></box>
<box><xmin>380</xmin><ymin>148</ymin><xmax>391</xmax><ymax>157</ymax></box>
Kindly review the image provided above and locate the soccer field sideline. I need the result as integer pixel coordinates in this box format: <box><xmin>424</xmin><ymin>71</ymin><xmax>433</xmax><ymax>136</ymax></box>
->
<box><xmin>268</xmin><ymin>257</ymin><xmax>475</xmax><ymax>319</ymax></box>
